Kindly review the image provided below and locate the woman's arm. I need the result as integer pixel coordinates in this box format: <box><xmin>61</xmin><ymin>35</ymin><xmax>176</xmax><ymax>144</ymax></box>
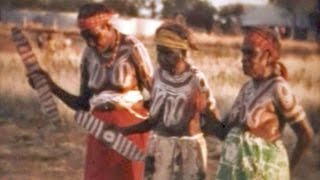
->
<box><xmin>130</xmin><ymin>38</ymin><xmax>154</xmax><ymax>108</ymax></box>
<box><xmin>28</xmin><ymin>68</ymin><xmax>91</xmax><ymax>111</ymax></box>
<box><xmin>26</xmin><ymin>48</ymin><xmax>92</xmax><ymax>111</ymax></box>
<box><xmin>274</xmin><ymin>82</ymin><xmax>314</xmax><ymax>172</ymax></box>
<box><xmin>201</xmin><ymin>106</ymin><xmax>228</xmax><ymax>140</ymax></box>
<box><xmin>290</xmin><ymin>120</ymin><xmax>313</xmax><ymax>171</ymax></box>
<box><xmin>50</xmin><ymin>80</ymin><xmax>91</xmax><ymax>111</ymax></box>
<box><xmin>120</xmin><ymin>118</ymin><xmax>157</xmax><ymax>135</ymax></box>
<box><xmin>194</xmin><ymin>71</ymin><xmax>228</xmax><ymax>139</ymax></box>
<box><xmin>49</xmin><ymin>52</ymin><xmax>92</xmax><ymax>111</ymax></box>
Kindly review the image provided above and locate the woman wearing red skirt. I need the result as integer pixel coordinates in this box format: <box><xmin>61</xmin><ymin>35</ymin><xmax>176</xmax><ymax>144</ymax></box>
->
<box><xmin>29</xmin><ymin>3</ymin><xmax>154</xmax><ymax>180</ymax></box>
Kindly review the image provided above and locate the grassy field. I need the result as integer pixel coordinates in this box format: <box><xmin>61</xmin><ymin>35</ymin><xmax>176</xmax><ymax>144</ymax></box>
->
<box><xmin>0</xmin><ymin>24</ymin><xmax>319</xmax><ymax>179</ymax></box>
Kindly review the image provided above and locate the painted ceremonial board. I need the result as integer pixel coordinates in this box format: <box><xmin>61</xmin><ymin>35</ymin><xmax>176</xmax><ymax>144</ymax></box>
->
<box><xmin>11</xmin><ymin>27</ymin><xmax>61</xmax><ymax>127</ymax></box>
<box><xmin>75</xmin><ymin>111</ymin><xmax>145</xmax><ymax>161</ymax></box>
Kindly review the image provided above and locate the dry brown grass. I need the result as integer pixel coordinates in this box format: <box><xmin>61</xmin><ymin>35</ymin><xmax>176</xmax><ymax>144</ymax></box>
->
<box><xmin>0</xmin><ymin>25</ymin><xmax>319</xmax><ymax>179</ymax></box>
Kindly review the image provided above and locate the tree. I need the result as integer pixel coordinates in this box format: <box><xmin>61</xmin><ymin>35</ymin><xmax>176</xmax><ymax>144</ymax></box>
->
<box><xmin>161</xmin><ymin>0</ymin><xmax>217</xmax><ymax>33</ymax></box>
<box><xmin>0</xmin><ymin>0</ymin><xmax>91</xmax><ymax>11</ymax></box>
<box><xmin>103</xmin><ymin>0</ymin><xmax>145</xmax><ymax>16</ymax></box>
<box><xmin>218</xmin><ymin>4</ymin><xmax>244</xmax><ymax>17</ymax></box>
<box><xmin>161</xmin><ymin>0</ymin><xmax>199</xmax><ymax>18</ymax></box>
<box><xmin>270</xmin><ymin>0</ymin><xmax>317</xmax><ymax>39</ymax></box>
<box><xmin>217</xmin><ymin>4</ymin><xmax>244</xmax><ymax>34</ymax></box>
<box><xmin>184</xmin><ymin>1</ymin><xmax>217</xmax><ymax>33</ymax></box>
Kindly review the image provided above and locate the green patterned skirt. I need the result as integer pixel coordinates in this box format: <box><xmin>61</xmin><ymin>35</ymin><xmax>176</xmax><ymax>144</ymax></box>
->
<box><xmin>216</xmin><ymin>127</ymin><xmax>290</xmax><ymax>180</ymax></box>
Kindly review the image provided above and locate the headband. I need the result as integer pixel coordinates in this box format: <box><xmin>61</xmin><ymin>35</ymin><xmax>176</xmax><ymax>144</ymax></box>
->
<box><xmin>78</xmin><ymin>12</ymin><xmax>113</xmax><ymax>29</ymax></box>
<box><xmin>154</xmin><ymin>29</ymin><xmax>189</xmax><ymax>50</ymax></box>
<box><xmin>245</xmin><ymin>29</ymin><xmax>280</xmax><ymax>61</ymax></box>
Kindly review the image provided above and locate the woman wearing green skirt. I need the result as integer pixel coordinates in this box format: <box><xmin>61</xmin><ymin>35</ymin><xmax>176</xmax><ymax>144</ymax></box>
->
<box><xmin>216</xmin><ymin>27</ymin><xmax>314</xmax><ymax>180</ymax></box>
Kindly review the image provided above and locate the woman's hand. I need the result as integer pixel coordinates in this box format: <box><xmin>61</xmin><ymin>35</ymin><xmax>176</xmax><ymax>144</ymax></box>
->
<box><xmin>103</xmin><ymin>122</ymin><xmax>127</xmax><ymax>135</ymax></box>
<box><xmin>117</xmin><ymin>119</ymin><xmax>154</xmax><ymax>136</ymax></box>
<box><xmin>117</xmin><ymin>126</ymin><xmax>130</xmax><ymax>135</ymax></box>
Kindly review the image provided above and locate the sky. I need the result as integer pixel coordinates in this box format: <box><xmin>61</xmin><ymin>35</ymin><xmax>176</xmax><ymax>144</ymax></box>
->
<box><xmin>139</xmin><ymin>0</ymin><xmax>270</xmax><ymax>17</ymax></box>
<box><xmin>209</xmin><ymin>0</ymin><xmax>269</xmax><ymax>9</ymax></box>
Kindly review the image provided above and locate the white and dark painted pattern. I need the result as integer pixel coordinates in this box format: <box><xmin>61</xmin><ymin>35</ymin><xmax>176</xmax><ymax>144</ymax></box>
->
<box><xmin>11</xmin><ymin>27</ymin><xmax>61</xmax><ymax>126</ymax></box>
<box><xmin>74</xmin><ymin>111</ymin><xmax>146</xmax><ymax>161</ymax></box>
<box><xmin>225</xmin><ymin>76</ymin><xmax>307</xmax><ymax>141</ymax></box>
<box><xmin>81</xmin><ymin>35</ymin><xmax>153</xmax><ymax>92</ymax></box>
<box><xmin>80</xmin><ymin>34</ymin><xmax>153</xmax><ymax>117</ymax></box>
<box><xmin>151</xmin><ymin>69</ymin><xmax>194</xmax><ymax>127</ymax></box>
<box><xmin>150</xmin><ymin>67</ymin><xmax>217</xmax><ymax>134</ymax></box>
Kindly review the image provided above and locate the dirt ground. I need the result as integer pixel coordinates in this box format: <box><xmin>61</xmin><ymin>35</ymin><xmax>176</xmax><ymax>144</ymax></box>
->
<box><xmin>0</xmin><ymin>119</ymin><xmax>85</xmax><ymax>180</ymax></box>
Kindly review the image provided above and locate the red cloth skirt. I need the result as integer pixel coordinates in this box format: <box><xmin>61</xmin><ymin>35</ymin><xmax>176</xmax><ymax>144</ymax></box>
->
<box><xmin>84</xmin><ymin>108</ymin><xmax>149</xmax><ymax>180</ymax></box>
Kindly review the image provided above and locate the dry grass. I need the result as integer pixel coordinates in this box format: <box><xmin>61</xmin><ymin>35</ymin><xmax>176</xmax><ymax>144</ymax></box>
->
<box><xmin>0</xmin><ymin>25</ymin><xmax>319</xmax><ymax>179</ymax></box>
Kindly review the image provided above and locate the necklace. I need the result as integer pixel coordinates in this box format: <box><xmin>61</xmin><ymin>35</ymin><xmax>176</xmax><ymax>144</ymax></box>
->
<box><xmin>103</xmin><ymin>30</ymin><xmax>121</xmax><ymax>68</ymax></box>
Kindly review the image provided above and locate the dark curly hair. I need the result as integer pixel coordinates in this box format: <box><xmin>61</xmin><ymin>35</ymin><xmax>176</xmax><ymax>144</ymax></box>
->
<box><xmin>78</xmin><ymin>3</ymin><xmax>113</xmax><ymax>20</ymax></box>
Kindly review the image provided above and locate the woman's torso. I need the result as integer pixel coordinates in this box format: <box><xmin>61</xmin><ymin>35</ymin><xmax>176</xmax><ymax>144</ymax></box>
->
<box><xmin>83</xmin><ymin>36</ymin><xmax>139</xmax><ymax>93</ymax></box>
<box><xmin>227</xmin><ymin>76</ymin><xmax>289</xmax><ymax>142</ymax></box>
<box><xmin>81</xmin><ymin>34</ymin><xmax>153</xmax><ymax>117</ymax></box>
<box><xmin>150</xmin><ymin>67</ymin><xmax>204</xmax><ymax>137</ymax></box>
